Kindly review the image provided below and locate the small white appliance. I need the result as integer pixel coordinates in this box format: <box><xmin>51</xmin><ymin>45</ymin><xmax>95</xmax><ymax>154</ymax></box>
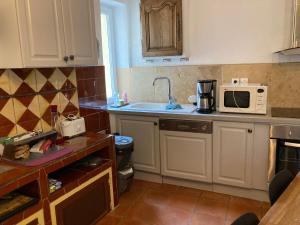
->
<box><xmin>61</xmin><ymin>117</ymin><xmax>86</xmax><ymax>138</ymax></box>
<box><xmin>219</xmin><ymin>83</ymin><xmax>268</xmax><ymax>114</ymax></box>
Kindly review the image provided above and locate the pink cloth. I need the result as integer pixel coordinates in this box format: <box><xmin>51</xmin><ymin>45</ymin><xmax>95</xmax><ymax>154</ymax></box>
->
<box><xmin>25</xmin><ymin>148</ymin><xmax>73</xmax><ymax>166</ymax></box>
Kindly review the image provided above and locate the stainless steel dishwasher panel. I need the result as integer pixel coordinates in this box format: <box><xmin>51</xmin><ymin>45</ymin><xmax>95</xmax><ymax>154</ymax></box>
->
<box><xmin>159</xmin><ymin>119</ymin><xmax>213</xmax><ymax>134</ymax></box>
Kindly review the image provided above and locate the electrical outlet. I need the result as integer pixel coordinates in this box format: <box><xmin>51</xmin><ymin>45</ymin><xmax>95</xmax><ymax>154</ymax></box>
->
<box><xmin>240</xmin><ymin>78</ymin><xmax>249</xmax><ymax>85</ymax></box>
<box><xmin>231</xmin><ymin>78</ymin><xmax>240</xmax><ymax>85</ymax></box>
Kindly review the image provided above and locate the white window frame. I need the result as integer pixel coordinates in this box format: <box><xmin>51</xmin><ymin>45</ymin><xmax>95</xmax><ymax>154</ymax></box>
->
<box><xmin>101</xmin><ymin>5</ymin><xmax>118</xmax><ymax>100</ymax></box>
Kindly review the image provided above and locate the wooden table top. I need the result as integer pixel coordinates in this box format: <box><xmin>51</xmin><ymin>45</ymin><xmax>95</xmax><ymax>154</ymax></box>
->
<box><xmin>260</xmin><ymin>172</ymin><xmax>300</xmax><ymax>225</ymax></box>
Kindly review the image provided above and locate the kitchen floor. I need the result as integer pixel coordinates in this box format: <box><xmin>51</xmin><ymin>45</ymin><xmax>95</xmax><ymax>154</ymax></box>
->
<box><xmin>96</xmin><ymin>179</ymin><xmax>270</xmax><ymax>225</ymax></box>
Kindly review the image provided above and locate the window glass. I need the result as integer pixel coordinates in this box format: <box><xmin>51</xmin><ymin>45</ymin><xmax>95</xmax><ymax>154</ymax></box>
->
<box><xmin>101</xmin><ymin>7</ymin><xmax>117</xmax><ymax>100</ymax></box>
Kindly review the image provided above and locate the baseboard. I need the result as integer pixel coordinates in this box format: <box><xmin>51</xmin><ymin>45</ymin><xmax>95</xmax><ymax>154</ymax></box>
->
<box><xmin>134</xmin><ymin>170</ymin><xmax>162</xmax><ymax>183</ymax></box>
<box><xmin>162</xmin><ymin>176</ymin><xmax>213</xmax><ymax>191</ymax></box>
<box><xmin>213</xmin><ymin>184</ymin><xmax>269</xmax><ymax>202</ymax></box>
<box><xmin>133</xmin><ymin>171</ymin><xmax>269</xmax><ymax>202</ymax></box>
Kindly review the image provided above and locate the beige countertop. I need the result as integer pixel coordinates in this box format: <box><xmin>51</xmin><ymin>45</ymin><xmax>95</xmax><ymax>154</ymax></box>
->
<box><xmin>107</xmin><ymin>105</ymin><xmax>300</xmax><ymax>125</ymax></box>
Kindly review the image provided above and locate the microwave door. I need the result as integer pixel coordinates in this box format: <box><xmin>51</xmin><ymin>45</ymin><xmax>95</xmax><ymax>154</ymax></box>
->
<box><xmin>224</xmin><ymin>91</ymin><xmax>251</xmax><ymax>109</ymax></box>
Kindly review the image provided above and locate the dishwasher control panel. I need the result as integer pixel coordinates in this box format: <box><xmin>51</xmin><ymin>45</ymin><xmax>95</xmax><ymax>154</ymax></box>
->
<box><xmin>159</xmin><ymin>119</ymin><xmax>212</xmax><ymax>134</ymax></box>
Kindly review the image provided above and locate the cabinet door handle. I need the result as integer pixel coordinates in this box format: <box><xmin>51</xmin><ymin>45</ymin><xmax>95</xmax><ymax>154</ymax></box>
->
<box><xmin>248</xmin><ymin>129</ymin><xmax>253</xmax><ymax>134</ymax></box>
<box><xmin>154</xmin><ymin>122</ymin><xmax>158</xmax><ymax>126</ymax></box>
<box><xmin>70</xmin><ymin>55</ymin><xmax>75</xmax><ymax>61</ymax></box>
<box><xmin>63</xmin><ymin>56</ymin><xmax>69</xmax><ymax>63</ymax></box>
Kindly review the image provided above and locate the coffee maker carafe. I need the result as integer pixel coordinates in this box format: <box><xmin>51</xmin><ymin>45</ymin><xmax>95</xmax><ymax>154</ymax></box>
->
<box><xmin>196</xmin><ymin>80</ymin><xmax>217</xmax><ymax>114</ymax></box>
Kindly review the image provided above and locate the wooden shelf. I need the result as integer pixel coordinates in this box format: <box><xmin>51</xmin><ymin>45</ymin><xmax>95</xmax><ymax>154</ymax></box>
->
<box><xmin>48</xmin><ymin>157</ymin><xmax>112</xmax><ymax>201</ymax></box>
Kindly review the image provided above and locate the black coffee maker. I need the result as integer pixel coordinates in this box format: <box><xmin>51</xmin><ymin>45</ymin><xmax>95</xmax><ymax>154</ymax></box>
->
<box><xmin>196</xmin><ymin>80</ymin><xmax>217</xmax><ymax>114</ymax></box>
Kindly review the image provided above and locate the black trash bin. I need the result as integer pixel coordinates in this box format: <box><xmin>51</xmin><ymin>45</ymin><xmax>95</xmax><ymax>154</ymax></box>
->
<box><xmin>115</xmin><ymin>136</ymin><xmax>134</xmax><ymax>195</ymax></box>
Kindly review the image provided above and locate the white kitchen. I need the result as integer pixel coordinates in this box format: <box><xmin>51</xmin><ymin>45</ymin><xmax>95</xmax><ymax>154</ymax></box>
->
<box><xmin>0</xmin><ymin>0</ymin><xmax>300</xmax><ymax>225</ymax></box>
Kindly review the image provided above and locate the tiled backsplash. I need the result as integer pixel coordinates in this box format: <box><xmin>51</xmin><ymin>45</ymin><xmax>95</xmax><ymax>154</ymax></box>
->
<box><xmin>0</xmin><ymin>68</ymin><xmax>79</xmax><ymax>137</ymax></box>
<box><xmin>76</xmin><ymin>66</ymin><xmax>107</xmax><ymax>103</ymax></box>
<box><xmin>117</xmin><ymin>63</ymin><xmax>300</xmax><ymax>108</ymax></box>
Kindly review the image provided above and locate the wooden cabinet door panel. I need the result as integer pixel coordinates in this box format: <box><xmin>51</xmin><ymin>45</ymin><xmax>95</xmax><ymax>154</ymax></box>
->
<box><xmin>160</xmin><ymin>131</ymin><xmax>212</xmax><ymax>182</ymax></box>
<box><xmin>213</xmin><ymin>122</ymin><xmax>254</xmax><ymax>188</ymax></box>
<box><xmin>17</xmin><ymin>0</ymin><xmax>66</xmax><ymax>67</ymax></box>
<box><xmin>118</xmin><ymin>116</ymin><xmax>160</xmax><ymax>174</ymax></box>
<box><xmin>60</xmin><ymin>0</ymin><xmax>98</xmax><ymax>65</ymax></box>
<box><xmin>141</xmin><ymin>0</ymin><xmax>183</xmax><ymax>57</ymax></box>
<box><xmin>55</xmin><ymin>175</ymin><xmax>110</xmax><ymax>225</ymax></box>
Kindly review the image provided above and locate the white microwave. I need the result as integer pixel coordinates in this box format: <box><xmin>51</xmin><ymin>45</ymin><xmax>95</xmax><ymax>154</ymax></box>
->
<box><xmin>219</xmin><ymin>84</ymin><xmax>268</xmax><ymax>114</ymax></box>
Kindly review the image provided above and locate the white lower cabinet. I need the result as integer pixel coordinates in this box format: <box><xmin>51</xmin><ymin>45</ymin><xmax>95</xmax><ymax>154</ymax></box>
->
<box><xmin>160</xmin><ymin>130</ymin><xmax>212</xmax><ymax>182</ymax></box>
<box><xmin>114</xmin><ymin>114</ymin><xmax>269</xmax><ymax>191</ymax></box>
<box><xmin>117</xmin><ymin>116</ymin><xmax>160</xmax><ymax>174</ymax></box>
<box><xmin>213</xmin><ymin>121</ymin><xmax>254</xmax><ymax>188</ymax></box>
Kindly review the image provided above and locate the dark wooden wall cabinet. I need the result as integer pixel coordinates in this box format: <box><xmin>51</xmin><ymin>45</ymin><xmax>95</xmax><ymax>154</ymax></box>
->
<box><xmin>140</xmin><ymin>0</ymin><xmax>183</xmax><ymax>57</ymax></box>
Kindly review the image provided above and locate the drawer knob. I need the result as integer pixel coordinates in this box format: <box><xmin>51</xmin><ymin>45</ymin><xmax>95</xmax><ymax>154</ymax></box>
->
<box><xmin>248</xmin><ymin>129</ymin><xmax>253</xmax><ymax>133</ymax></box>
<box><xmin>63</xmin><ymin>56</ymin><xmax>69</xmax><ymax>63</ymax></box>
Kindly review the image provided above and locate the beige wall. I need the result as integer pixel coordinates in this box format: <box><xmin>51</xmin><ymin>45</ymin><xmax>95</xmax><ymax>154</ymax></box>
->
<box><xmin>117</xmin><ymin>63</ymin><xmax>300</xmax><ymax>108</ymax></box>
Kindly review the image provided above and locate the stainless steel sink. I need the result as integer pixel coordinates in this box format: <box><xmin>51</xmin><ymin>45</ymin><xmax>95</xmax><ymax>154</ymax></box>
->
<box><xmin>123</xmin><ymin>103</ymin><xmax>196</xmax><ymax>113</ymax></box>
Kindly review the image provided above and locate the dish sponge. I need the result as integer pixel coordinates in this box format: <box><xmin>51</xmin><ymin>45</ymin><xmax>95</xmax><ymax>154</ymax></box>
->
<box><xmin>165</xmin><ymin>104</ymin><xmax>183</xmax><ymax>110</ymax></box>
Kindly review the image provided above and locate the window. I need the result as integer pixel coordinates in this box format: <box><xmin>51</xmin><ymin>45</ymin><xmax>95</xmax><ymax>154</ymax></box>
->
<box><xmin>101</xmin><ymin>5</ymin><xmax>117</xmax><ymax>100</ymax></box>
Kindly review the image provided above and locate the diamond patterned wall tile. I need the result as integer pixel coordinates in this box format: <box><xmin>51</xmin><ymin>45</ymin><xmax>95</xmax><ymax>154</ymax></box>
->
<box><xmin>68</xmin><ymin>70</ymin><xmax>77</xmax><ymax>88</ymax></box>
<box><xmin>48</xmin><ymin>69</ymin><xmax>67</xmax><ymax>90</ymax></box>
<box><xmin>0</xmin><ymin>125</ymin><xmax>17</xmax><ymax>137</ymax></box>
<box><xmin>0</xmin><ymin>67</ymin><xmax>79</xmax><ymax>137</ymax></box>
<box><xmin>13</xmin><ymin>96</ymin><xmax>41</xmax><ymax>133</ymax></box>
<box><xmin>36</xmin><ymin>68</ymin><xmax>57</xmax><ymax>93</ymax></box>
<box><xmin>0</xmin><ymin>98</ymin><xmax>17</xmax><ymax>136</ymax></box>
<box><xmin>58</xmin><ymin>90</ymin><xmax>79</xmax><ymax>117</ymax></box>
<box><xmin>9</xmin><ymin>69</ymin><xmax>37</xmax><ymax>95</ymax></box>
<box><xmin>38</xmin><ymin>93</ymin><xmax>60</xmax><ymax>132</ymax></box>
<box><xmin>59</xmin><ymin>67</ymin><xmax>74</xmax><ymax>77</ymax></box>
<box><xmin>0</xmin><ymin>70</ymin><xmax>12</xmax><ymax>96</ymax></box>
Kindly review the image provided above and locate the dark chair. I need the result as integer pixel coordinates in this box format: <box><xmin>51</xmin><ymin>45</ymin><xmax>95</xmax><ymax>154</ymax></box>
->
<box><xmin>231</xmin><ymin>212</ymin><xmax>260</xmax><ymax>225</ymax></box>
<box><xmin>269</xmin><ymin>169</ymin><xmax>294</xmax><ymax>205</ymax></box>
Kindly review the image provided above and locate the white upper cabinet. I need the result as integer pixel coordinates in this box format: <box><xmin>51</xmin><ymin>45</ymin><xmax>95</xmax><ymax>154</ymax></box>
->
<box><xmin>17</xmin><ymin>0</ymin><xmax>66</xmax><ymax>67</ymax></box>
<box><xmin>0</xmin><ymin>0</ymin><xmax>99</xmax><ymax>68</ymax></box>
<box><xmin>60</xmin><ymin>0</ymin><xmax>98</xmax><ymax>66</ymax></box>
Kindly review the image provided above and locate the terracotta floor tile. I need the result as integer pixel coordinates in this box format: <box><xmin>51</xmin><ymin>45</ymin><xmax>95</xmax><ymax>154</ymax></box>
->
<box><xmin>120</xmin><ymin>185</ymin><xmax>146</xmax><ymax>202</ymax></box>
<box><xmin>227</xmin><ymin>197</ymin><xmax>262</xmax><ymax>221</ymax></box>
<box><xmin>110</xmin><ymin>199</ymin><xmax>135</xmax><ymax>218</ymax></box>
<box><xmin>98</xmin><ymin>180</ymin><xmax>267</xmax><ymax>225</ymax></box>
<box><xmin>95</xmin><ymin>214</ymin><xmax>121</xmax><ymax>225</ymax></box>
<box><xmin>138</xmin><ymin>189</ymin><xmax>172</xmax><ymax>207</ymax></box>
<box><xmin>167</xmin><ymin>193</ymin><xmax>198</xmax><ymax>212</ymax></box>
<box><xmin>175</xmin><ymin>186</ymin><xmax>203</xmax><ymax>198</ymax></box>
<box><xmin>261</xmin><ymin>201</ymin><xmax>271</xmax><ymax>216</ymax></box>
<box><xmin>159</xmin><ymin>206</ymin><xmax>193</xmax><ymax>225</ymax></box>
<box><xmin>132</xmin><ymin>179</ymin><xmax>161</xmax><ymax>190</ymax></box>
<box><xmin>200</xmin><ymin>191</ymin><xmax>231</xmax><ymax>202</ymax></box>
<box><xmin>155</xmin><ymin>183</ymin><xmax>179</xmax><ymax>193</ymax></box>
<box><xmin>191</xmin><ymin>212</ymin><xmax>225</xmax><ymax>225</ymax></box>
<box><xmin>126</xmin><ymin>201</ymin><xmax>166</xmax><ymax>224</ymax></box>
<box><xmin>119</xmin><ymin>217</ymin><xmax>152</xmax><ymax>225</ymax></box>
<box><xmin>195</xmin><ymin>198</ymin><xmax>229</xmax><ymax>219</ymax></box>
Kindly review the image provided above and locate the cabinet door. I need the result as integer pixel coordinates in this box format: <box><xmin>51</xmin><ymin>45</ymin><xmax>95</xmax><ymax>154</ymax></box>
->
<box><xmin>50</xmin><ymin>171</ymin><xmax>113</xmax><ymax>225</ymax></box>
<box><xmin>140</xmin><ymin>0</ymin><xmax>183</xmax><ymax>57</ymax></box>
<box><xmin>118</xmin><ymin>116</ymin><xmax>160</xmax><ymax>174</ymax></box>
<box><xmin>60</xmin><ymin>0</ymin><xmax>98</xmax><ymax>66</ymax></box>
<box><xmin>160</xmin><ymin>131</ymin><xmax>212</xmax><ymax>182</ymax></box>
<box><xmin>17</xmin><ymin>0</ymin><xmax>66</xmax><ymax>67</ymax></box>
<box><xmin>17</xmin><ymin>210</ymin><xmax>45</xmax><ymax>225</ymax></box>
<box><xmin>213</xmin><ymin>121</ymin><xmax>254</xmax><ymax>188</ymax></box>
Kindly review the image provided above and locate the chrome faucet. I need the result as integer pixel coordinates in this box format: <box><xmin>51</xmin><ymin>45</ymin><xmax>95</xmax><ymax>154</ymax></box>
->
<box><xmin>152</xmin><ymin>77</ymin><xmax>175</xmax><ymax>105</ymax></box>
